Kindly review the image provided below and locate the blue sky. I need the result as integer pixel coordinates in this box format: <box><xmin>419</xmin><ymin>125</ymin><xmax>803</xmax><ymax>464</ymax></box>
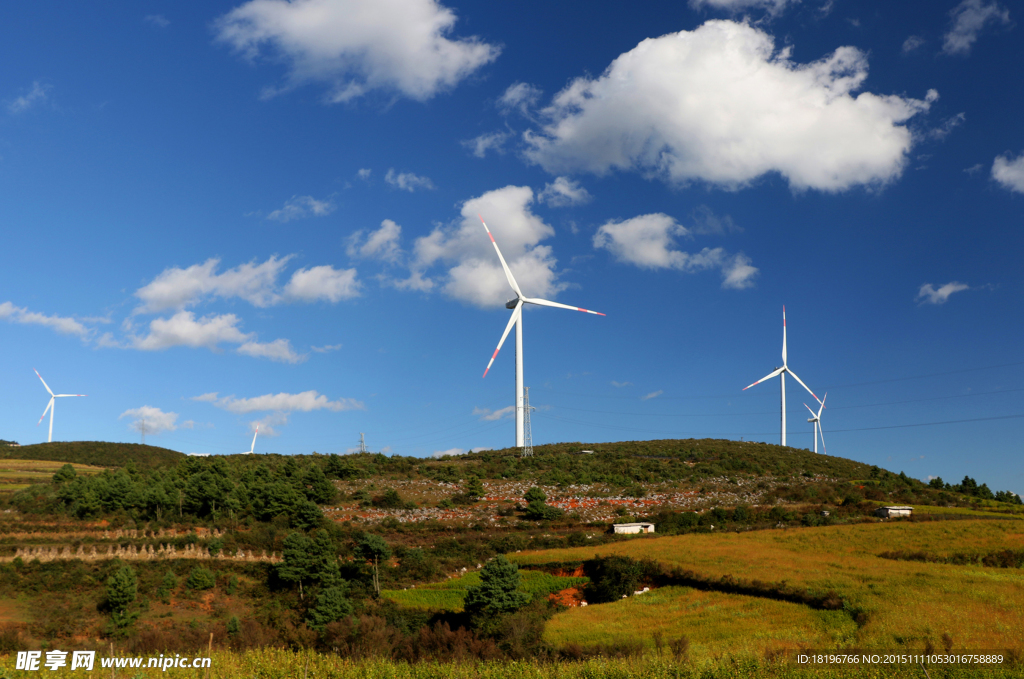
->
<box><xmin>1</xmin><ymin>0</ymin><xmax>1022</xmax><ymax>494</ymax></box>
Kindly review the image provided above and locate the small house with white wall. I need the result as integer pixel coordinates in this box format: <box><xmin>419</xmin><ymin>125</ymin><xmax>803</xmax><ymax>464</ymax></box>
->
<box><xmin>874</xmin><ymin>506</ymin><xmax>913</xmax><ymax>518</ymax></box>
<box><xmin>612</xmin><ymin>522</ymin><xmax>655</xmax><ymax>534</ymax></box>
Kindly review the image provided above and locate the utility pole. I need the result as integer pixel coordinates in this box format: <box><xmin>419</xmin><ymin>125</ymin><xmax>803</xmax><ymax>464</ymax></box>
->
<box><xmin>140</xmin><ymin>417</ymin><xmax>146</xmax><ymax>446</ymax></box>
<box><xmin>522</xmin><ymin>387</ymin><xmax>535</xmax><ymax>457</ymax></box>
<box><xmin>359</xmin><ymin>433</ymin><xmax>368</xmax><ymax>454</ymax></box>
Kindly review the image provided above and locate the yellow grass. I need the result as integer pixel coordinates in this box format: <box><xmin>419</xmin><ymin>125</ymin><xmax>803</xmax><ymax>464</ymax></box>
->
<box><xmin>514</xmin><ymin>519</ymin><xmax>1024</xmax><ymax>653</ymax></box>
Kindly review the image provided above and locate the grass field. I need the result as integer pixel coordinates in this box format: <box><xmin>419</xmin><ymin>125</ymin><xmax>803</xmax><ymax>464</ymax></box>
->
<box><xmin>381</xmin><ymin>570</ymin><xmax>588</xmax><ymax>611</ymax></box>
<box><xmin>512</xmin><ymin>519</ymin><xmax>1024</xmax><ymax>655</ymax></box>
<box><xmin>1</xmin><ymin>649</ymin><xmax>1020</xmax><ymax>678</ymax></box>
<box><xmin>0</xmin><ymin>459</ymin><xmax>107</xmax><ymax>494</ymax></box>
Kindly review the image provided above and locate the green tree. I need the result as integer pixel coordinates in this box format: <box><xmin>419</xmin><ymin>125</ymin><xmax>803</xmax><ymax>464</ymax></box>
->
<box><xmin>523</xmin><ymin>487</ymin><xmax>546</xmax><ymax>503</ymax></box>
<box><xmin>52</xmin><ymin>463</ymin><xmax>76</xmax><ymax>484</ymax></box>
<box><xmin>186</xmin><ymin>566</ymin><xmax>216</xmax><ymax>591</ymax></box>
<box><xmin>464</xmin><ymin>477</ymin><xmax>485</xmax><ymax>501</ymax></box>
<box><xmin>278</xmin><ymin>532</ymin><xmax>315</xmax><ymax>600</ymax></box>
<box><xmin>306</xmin><ymin>583</ymin><xmax>353</xmax><ymax>631</ymax></box>
<box><xmin>523</xmin><ymin>500</ymin><xmax>563</xmax><ymax>521</ymax></box>
<box><xmin>105</xmin><ymin>565</ymin><xmax>138</xmax><ymax>631</ymax></box>
<box><xmin>355</xmin><ymin>533</ymin><xmax>391</xmax><ymax>595</ymax></box>
<box><xmin>463</xmin><ymin>555</ymin><xmax>530</xmax><ymax>628</ymax></box>
<box><xmin>291</xmin><ymin>498</ymin><xmax>324</xmax><ymax>529</ymax></box>
<box><xmin>582</xmin><ymin>555</ymin><xmax>643</xmax><ymax>604</ymax></box>
<box><xmin>302</xmin><ymin>464</ymin><xmax>337</xmax><ymax>504</ymax></box>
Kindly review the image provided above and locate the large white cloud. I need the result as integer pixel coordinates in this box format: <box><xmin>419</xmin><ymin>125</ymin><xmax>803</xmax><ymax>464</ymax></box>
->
<box><xmin>409</xmin><ymin>186</ymin><xmax>565</xmax><ymax>307</ymax></box>
<box><xmin>593</xmin><ymin>213</ymin><xmax>758</xmax><ymax>289</ymax></box>
<box><xmin>237</xmin><ymin>338</ymin><xmax>307</xmax><ymax>363</ymax></box>
<box><xmin>119</xmin><ymin>406</ymin><xmax>185</xmax><ymax>435</ymax></box>
<box><xmin>525</xmin><ymin>20</ymin><xmax>935</xmax><ymax>192</ymax></box>
<box><xmin>992</xmin><ymin>152</ymin><xmax>1024</xmax><ymax>193</ymax></box>
<box><xmin>134</xmin><ymin>257</ymin><xmax>291</xmax><ymax>313</ymax></box>
<box><xmin>130</xmin><ymin>312</ymin><xmax>253</xmax><ymax>350</ymax></box>
<box><xmin>283</xmin><ymin>265</ymin><xmax>361</xmax><ymax>302</ymax></box>
<box><xmin>214</xmin><ymin>0</ymin><xmax>499</xmax><ymax>102</ymax></box>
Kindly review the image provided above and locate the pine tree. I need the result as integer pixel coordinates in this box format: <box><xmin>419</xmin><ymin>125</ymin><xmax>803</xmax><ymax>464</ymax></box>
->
<box><xmin>464</xmin><ymin>555</ymin><xmax>530</xmax><ymax>627</ymax></box>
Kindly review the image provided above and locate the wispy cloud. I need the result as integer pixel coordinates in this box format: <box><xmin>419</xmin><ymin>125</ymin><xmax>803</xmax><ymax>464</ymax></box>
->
<box><xmin>538</xmin><ymin>177</ymin><xmax>591</xmax><ymax>207</ymax></box>
<box><xmin>266</xmin><ymin>195</ymin><xmax>335</xmax><ymax>222</ymax></box>
<box><xmin>144</xmin><ymin>14</ymin><xmax>170</xmax><ymax>28</ymax></box>
<box><xmin>611</xmin><ymin>381</ymin><xmax>633</xmax><ymax>388</ymax></box>
<box><xmin>641</xmin><ymin>390</ymin><xmax>663</xmax><ymax>401</ymax></box>
<box><xmin>7</xmin><ymin>81</ymin><xmax>50</xmax><ymax>115</ymax></box>
<box><xmin>119</xmin><ymin>406</ymin><xmax>180</xmax><ymax>435</ymax></box>
<box><xmin>942</xmin><ymin>0</ymin><xmax>1011</xmax><ymax>55</ymax></box>
<box><xmin>194</xmin><ymin>390</ymin><xmax>364</xmax><ymax>414</ymax></box>
<box><xmin>311</xmin><ymin>343</ymin><xmax>342</xmax><ymax>354</ymax></box>
<box><xmin>462</xmin><ymin>131</ymin><xmax>510</xmax><ymax>158</ymax></box>
<box><xmin>385</xmin><ymin>169</ymin><xmax>435</xmax><ymax>192</ymax></box>
<box><xmin>473</xmin><ymin>405</ymin><xmax>515</xmax><ymax>421</ymax></box>
<box><xmin>237</xmin><ymin>339</ymin><xmax>307</xmax><ymax>364</ymax></box>
<box><xmin>0</xmin><ymin>301</ymin><xmax>90</xmax><ymax>338</ymax></box>
<box><xmin>916</xmin><ymin>282</ymin><xmax>970</xmax><ymax>305</ymax></box>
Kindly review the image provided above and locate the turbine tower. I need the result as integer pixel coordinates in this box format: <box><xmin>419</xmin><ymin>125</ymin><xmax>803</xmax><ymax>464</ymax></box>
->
<box><xmin>742</xmin><ymin>307</ymin><xmax>819</xmax><ymax>447</ymax></box>
<box><xmin>805</xmin><ymin>393</ymin><xmax>827</xmax><ymax>454</ymax></box>
<box><xmin>244</xmin><ymin>425</ymin><xmax>259</xmax><ymax>454</ymax></box>
<box><xmin>479</xmin><ymin>216</ymin><xmax>605</xmax><ymax>448</ymax></box>
<box><xmin>35</xmin><ymin>369</ymin><xmax>86</xmax><ymax>443</ymax></box>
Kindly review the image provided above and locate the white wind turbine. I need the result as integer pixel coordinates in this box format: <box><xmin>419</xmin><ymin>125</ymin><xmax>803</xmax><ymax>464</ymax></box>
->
<box><xmin>243</xmin><ymin>425</ymin><xmax>259</xmax><ymax>454</ymax></box>
<box><xmin>742</xmin><ymin>307</ymin><xmax>820</xmax><ymax>447</ymax></box>
<box><xmin>805</xmin><ymin>392</ymin><xmax>827</xmax><ymax>454</ymax></box>
<box><xmin>479</xmin><ymin>216</ymin><xmax>605</xmax><ymax>448</ymax></box>
<box><xmin>35</xmin><ymin>369</ymin><xmax>86</xmax><ymax>443</ymax></box>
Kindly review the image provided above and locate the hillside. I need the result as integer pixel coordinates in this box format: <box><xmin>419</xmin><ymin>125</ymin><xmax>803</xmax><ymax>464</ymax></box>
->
<box><xmin>0</xmin><ymin>441</ymin><xmax>185</xmax><ymax>471</ymax></box>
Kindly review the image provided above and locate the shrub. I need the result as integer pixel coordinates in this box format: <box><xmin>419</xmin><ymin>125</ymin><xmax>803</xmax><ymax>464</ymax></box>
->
<box><xmin>582</xmin><ymin>555</ymin><xmax>644</xmax><ymax>603</ymax></box>
<box><xmin>186</xmin><ymin>566</ymin><xmax>216</xmax><ymax>591</ymax></box>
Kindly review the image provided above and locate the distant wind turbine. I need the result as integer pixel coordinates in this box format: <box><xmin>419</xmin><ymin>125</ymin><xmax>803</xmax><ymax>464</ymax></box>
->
<box><xmin>742</xmin><ymin>307</ymin><xmax>820</xmax><ymax>447</ymax></box>
<box><xmin>479</xmin><ymin>215</ymin><xmax>605</xmax><ymax>448</ymax></box>
<box><xmin>244</xmin><ymin>426</ymin><xmax>259</xmax><ymax>454</ymax></box>
<box><xmin>35</xmin><ymin>369</ymin><xmax>86</xmax><ymax>443</ymax></box>
<box><xmin>805</xmin><ymin>392</ymin><xmax>827</xmax><ymax>455</ymax></box>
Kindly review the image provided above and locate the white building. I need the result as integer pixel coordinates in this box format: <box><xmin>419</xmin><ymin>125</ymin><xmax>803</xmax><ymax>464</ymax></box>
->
<box><xmin>875</xmin><ymin>506</ymin><xmax>913</xmax><ymax>518</ymax></box>
<box><xmin>612</xmin><ymin>522</ymin><xmax>655</xmax><ymax>534</ymax></box>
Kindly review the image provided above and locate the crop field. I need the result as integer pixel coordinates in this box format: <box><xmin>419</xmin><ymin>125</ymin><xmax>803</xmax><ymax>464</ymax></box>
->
<box><xmin>382</xmin><ymin>569</ymin><xmax>588</xmax><ymax>611</ymax></box>
<box><xmin>0</xmin><ymin>459</ymin><xmax>106</xmax><ymax>493</ymax></box>
<box><xmin>1</xmin><ymin>649</ymin><xmax>1020</xmax><ymax>678</ymax></box>
<box><xmin>513</xmin><ymin>519</ymin><xmax>1024</xmax><ymax>655</ymax></box>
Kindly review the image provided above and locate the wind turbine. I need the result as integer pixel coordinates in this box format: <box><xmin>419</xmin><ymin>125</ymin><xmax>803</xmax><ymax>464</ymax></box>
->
<box><xmin>35</xmin><ymin>369</ymin><xmax>86</xmax><ymax>443</ymax></box>
<box><xmin>243</xmin><ymin>425</ymin><xmax>259</xmax><ymax>454</ymax></box>
<box><xmin>805</xmin><ymin>392</ymin><xmax>827</xmax><ymax>454</ymax></box>
<box><xmin>479</xmin><ymin>216</ymin><xmax>605</xmax><ymax>448</ymax></box>
<box><xmin>742</xmin><ymin>307</ymin><xmax>820</xmax><ymax>447</ymax></box>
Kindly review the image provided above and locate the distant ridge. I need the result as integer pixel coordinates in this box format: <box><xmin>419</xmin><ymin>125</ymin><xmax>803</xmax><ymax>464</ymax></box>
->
<box><xmin>0</xmin><ymin>441</ymin><xmax>185</xmax><ymax>470</ymax></box>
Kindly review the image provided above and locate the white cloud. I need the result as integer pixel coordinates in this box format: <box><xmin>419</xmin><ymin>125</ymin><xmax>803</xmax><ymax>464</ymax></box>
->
<box><xmin>134</xmin><ymin>256</ymin><xmax>291</xmax><ymax>313</ymax></box>
<box><xmin>498</xmin><ymin>82</ymin><xmax>542</xmax><ymax>116</ymax></box>
<box><xmin>214</xmin><ymin>0</ymin><xmax>499</xmax><ymax>103</ymax></box>
<box><xmin>462</xmin><ymin>131</ymin><xmax>510</xmax><ymax>158</ymax></box>
<box><xmin>347</xmin><ymin>219</ymin><xmax>403</xmax><ymax>262</ymax></box>
<box><xmin>593</xmin><ymin>213</ymin><xmax>759</xmax><ymax>289</ymax></box>
<box><xmin>266</xmin><ymin>195</ymin><xmax>335</xmax><ymax>222</ymax></box>
<box><xmin>237</xmin><ymin>338</ymin><xmax>307</xmax><ymax>363</ymax></box>
<box><xmin>144</xmin><ymin>14</ymin><xmax>170</xmax><ymax>28</ymax></box>
<box><xmin>689</xmin><ymin>0</ymin><xmax>796</xmax><ymax>14</ymax></box>
<box><xmin>473</xmin><ymin>405</ymin><xmax>515</xmax><ymax>421</ymax></box>
<box><xmin>992</xmin><ymin>152</ymin><xmax>1024</xmax><ymax>193</ymax></box>
<box><xmin>357</xmin><ymin>168</ymin><xmax>372</xmax><ymax>180</ymax></box>
<box><xmin>916</xmin><ymin>282</ymin><xmax>970</xmax><ymax>305</ymax></box>
<box><xmin>902</xmin><ymin>35</ymin><xmax>925</xmax><ymax>53</ymax></box>
<box><xmin>250</xmin><ymin>412</ymin><xmax>289</xmax><ymax>437</ymax></box>
<box><xmin>311</xmin><ymin>343</ymin><xmax>342</xmax><ymax>353</ymax></box>
<box><xmin>8</xmin><ymin>82</ymin><xmax>50</xmax><ymax>115</ymax></box>
<box><xmin>284</xmin><ymin>265</ymin><xmax>361</xmax><ymax>302</ymax></box>
<box><xmin>130</xmin><ymin>311</ymin><xmax>252</xmax><ymax>350</ymax></box>
<box><xmin>690</xmin><ymin>205</ymin><xmax>741</xmax><ymax>235</ymax></box>
<box><xmin>0</xmin><ymin>302</ymin><xmax>89</xmax><ymax>337</ymax></box>
<box><xmin>539</xmin><ymin>177</ymin><xmax>592</xmax><ymax>207</ymax></box>
<box><xmin>611</xmin><ymin>380</ymin><xmax>632</xmax><ymax>387</ymax></box>
<box><xmin>525</xmin><ymin>20</ymin><xmax>935</xmax><ymax>192</ymax></box>
<box><xmin>409</xmin><ymin>185</ymin><xmax>565</xmax><ymax>307</ymax></box>
<box><xmin>942</xmin><ymin>0</ymin><xmax>1011</xmax><ymax>55</ymax></box>
<box><xmin>119</xmin><ymin>406</ymin><xmax>180</xmax><ymax>435</ymax></box>
<box><xmin>196</xmin><ymin>390</ymin><xmax>364</xmax><ymax>414</ymax></box>
<box><xmin>385</xmin><ymin>169</ymin><xmax>436</xmax><ymax>192</ymax></box>
<box><xmin>929</xmin><ymin>112</ymin><xmax>966</xmax><ymax>141</ymax></box>
<box><xmin>432</xmin><ymin>447</ymin><xmax>467</xmax><ymax>458</ymax></box>
<box><xmin>641</xmin><ymin>390</ymin><xmax>663</xmax><ymax>400</ymax></box>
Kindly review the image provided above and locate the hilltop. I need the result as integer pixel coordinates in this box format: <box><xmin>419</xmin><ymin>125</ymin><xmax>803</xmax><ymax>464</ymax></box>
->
<box><xmin>0</xmin><ymin>441</ymin><xmax>185</xmax><ymax>471</ymax></box>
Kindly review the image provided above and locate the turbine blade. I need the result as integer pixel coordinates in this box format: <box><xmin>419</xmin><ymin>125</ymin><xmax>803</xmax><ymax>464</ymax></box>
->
<box><xmin>818</xmin><ymin>425</ymin><xmax>827</xmax><ymax>455</ymax></box>
<box><xmin>38</xmin><ymin>398</ymin><xmax>53</xmax><ymax>425</ymax></box>
<box><xmin>817</xmin><ymin>392</ymin><xmax>827</xmax><ymax>417</ymax></box>
<box><xmin>479</xmin><ymin>215</ymin><xmax>523</xmax><ymax>298</ymax></box>
<box><xmin>781</xmin><ymin>306</ymin><xmax>787</xmax><ymax>367</ymax></box>
<box><xmin>804</xmin><ymin>402</ymin><xmax>817</xmax><ymax>417</ymax></box>
<box><xmin>483</xmin><ymin>301</ymin><xmax>523</xmax><ymax>378</ymax></box>
<box><xmin>523</xmin><ymin>297</ymin><xmax>605</xmax><ymax>316</ymax></box>
<box><xmin>34</xmin><ymin>369</ymin><xmax>54</xmax><ymax>397</ymax></box>
<box><xmin>250</xmin><ymin>426</ymin><xmax>259</xmax><ymax>453</ymax></box>
<box><xmin>55</xmin><ymin>394</ymin><xmax>86</xmax><ymax>398</ymax></box>
<box><xmin>785</xmin><ymin>368</ymin><xmax>819</xmax><ymax>403</ymax></box>
<box><xmin>742</xmin><ymin>367</ymin><xmax>783</xmax><ymax>391</ymax></box>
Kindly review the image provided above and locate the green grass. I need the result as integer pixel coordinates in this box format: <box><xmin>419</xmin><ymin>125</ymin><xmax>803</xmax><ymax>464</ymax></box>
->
<box><xmin>381</xmin><ymin>570</ymin><xmax>588</xmax><ymax>611</ymax></box>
